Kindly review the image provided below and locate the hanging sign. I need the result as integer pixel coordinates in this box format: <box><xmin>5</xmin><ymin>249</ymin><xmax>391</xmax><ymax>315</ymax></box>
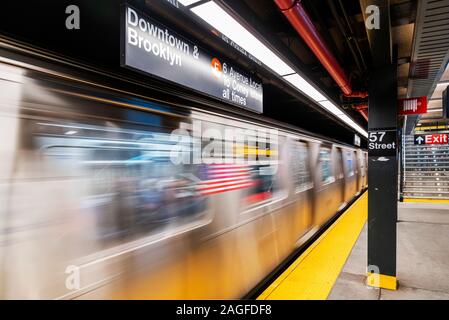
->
<box><xmin>398</xmin><ymin>97</ymin><xmax>427</xmax><ymax>115</ymax></box>
<box><xmin>354</xmin><ymin>134</ymin><xmax>361</xmax><ymax>147</ymax></box>
<box><xmin>121</xmin><ymin>5</ymin><xmax>264</xmax><ymax>113</ymax></box>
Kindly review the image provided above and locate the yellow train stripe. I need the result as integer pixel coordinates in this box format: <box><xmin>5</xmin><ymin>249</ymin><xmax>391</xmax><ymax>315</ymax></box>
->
<box><xmin>257</xmin><ymin>191</ymin><xmax>368</xmax><ymax>300</ymax></box>
<box><xmin>234</xmin><ymin>146</ymin><xmax>278</xmax><ymax>156</ymax></box>
<box><xmin>403</xmin><ymin>198</ymin><xmax>449</xmax><ymax>204</ymax></box>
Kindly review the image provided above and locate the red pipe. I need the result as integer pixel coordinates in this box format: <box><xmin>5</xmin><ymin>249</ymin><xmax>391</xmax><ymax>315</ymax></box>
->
<box><xmin>360</xmin><ymin>109</ymin><xmax>368</xmax><ymax>121</ymax></box>
<box><xmin>352</xmin><ymin>103</ymin><xmax>368</xmax><ymax>110</ymax></box>
<box><xmin>344</xmin><ymin>91</ymin><xmax>369</xmax><ymax>99</ymax></box>
<box><xmin>352</xmin><ymin>104</ymin><xmax>369</xmax><ymax>121</ymax></box>
<box><xmin>274</xmin><ymin>0</ymin><xmax>368</xmax><ymax>99</ymax></box>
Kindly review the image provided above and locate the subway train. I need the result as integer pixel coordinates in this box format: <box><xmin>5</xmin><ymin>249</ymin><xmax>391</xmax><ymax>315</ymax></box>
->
<box><xmin>0</xmin><ymin>48</ymin><xmax>367</xmax><ymax>300</ymax></box>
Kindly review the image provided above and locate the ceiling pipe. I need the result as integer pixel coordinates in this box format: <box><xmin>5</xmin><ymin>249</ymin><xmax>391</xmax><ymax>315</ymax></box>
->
<box><xmin>327</xmin><ymin>0</ymin><xmax>363</xmax><ymax>74</ymax></box>
<box><xmin>353</xmin><ymin>104</ymin><xmax>369</xmax><ymax>121</ymax></box>
<box><xmin>337</xmin><ymin>0</ymin><xmax>367</xmax><ymax>71</ymax></box>
<box><xmin>346</xmin><ymin>91</ymin><xmax>369</xmax><ymax>99</ymax></box>
<box><xmin>359</xmin><ymin>109</ymin><xmax>368</xmax><ymax>121</ymax></box>
<box><xmin>273</xmin><ymin>0</ymin><xmax>369</xmax><ymax>100</ymax></box>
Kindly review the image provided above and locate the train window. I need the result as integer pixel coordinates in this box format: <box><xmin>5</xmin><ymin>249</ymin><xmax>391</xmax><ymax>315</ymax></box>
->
<box><xmin>241</xmin><ymin>141</ymin><xmax>285</xmax><ymax>209</ymax></box>
<box><xmin>335</xmin><ymin>149</ymin><xmax>344</xmax><ymax>179</ymax></box>
<box><xmin>346</xmin><ymin>152</ymin><xmax>355</xmax><ymax>177</ymax></box>
<box><xmin>291</xmin><ymin>141</ymin><xmax>312</xmax><ymax>192</ymax></box>
<box><xmin>359</xmin><ymin>154</ymin><xmax>366</xmax><ymax>177</ymax></box>
<box><xmin>319</xmin><ymin>148</ymin><xmax>335</xmax><ymax>185</ymax></box>
<box><xmin>34</xmin><ymin>121</ymin><xmax>208</xmax><ymax>249</ymax></box>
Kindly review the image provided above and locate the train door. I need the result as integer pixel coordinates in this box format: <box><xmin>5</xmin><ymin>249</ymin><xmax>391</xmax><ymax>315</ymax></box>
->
<box><xmin>343</xmin><ymin>149</ymin><xmax>357</xmax><ymax>202</ymax></box>
<box><xmin>289</xmin><ymin>139</ymin><xmax>314</xmax><ymax>243</ymax></box>
<box><xmin>334</xmin><ymin>147</ymin><xmax>345</xmax><ymax>208</ymax></box>
<box><xmin>362</xmin><ymin>152</ymin><xmax>368</xmax><ymax>188</ymax></box>
<box><xmin>364</xmin><ymin>152</ymin><xmax>368</xmax><ymax>187</ymax></box>
<box><xmin>231</xmin><ymin>128</ymin><xmax>289</xmax><ymax>296</ymax></box>
<box><xmin>355</xmin><ymin>150</ymin><xmax>362</xmax><ymax>192</ymax></box>
<box><xmin>313</xmin><ymin>144</ymin><xmax>340</xmax><ymax>226</ymax></box>
<box><xmin>358</xmin><ymin>150</ymin><xmax>367</xmax><ymax>189</ymax></box>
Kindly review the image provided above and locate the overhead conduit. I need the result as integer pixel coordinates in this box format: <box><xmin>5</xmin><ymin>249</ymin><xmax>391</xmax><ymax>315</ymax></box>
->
<box><xmin>353</xmin><ymin>104</ymin><xmax>368</xmax><ymax>121</ymax></box>
<box><xmin>274</xmin><ymin>0</ymin><xmax>369</xmax><ymax>119</ymax></box>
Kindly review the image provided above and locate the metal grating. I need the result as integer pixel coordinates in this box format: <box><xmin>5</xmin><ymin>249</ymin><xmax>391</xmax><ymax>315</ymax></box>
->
<box><xmin>402</xmin><ymin>133</ymin><xmax>449</xmax><ymax>199</ymax></box>
<box><xmin>405</xmin><ymin>0</ymin><xmax>449</xmax><ymax>134</ymax></box>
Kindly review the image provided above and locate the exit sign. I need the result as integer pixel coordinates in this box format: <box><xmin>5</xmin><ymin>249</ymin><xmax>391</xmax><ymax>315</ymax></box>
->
<box><xmin>414</xmin><ymin>134</ymin><xmax>449</xmax><ymax>145</ymax></box>
<box><xmin>398</xmin><ymin>97</ymin><xmax>427</xmax><ymax>115</ymax></box>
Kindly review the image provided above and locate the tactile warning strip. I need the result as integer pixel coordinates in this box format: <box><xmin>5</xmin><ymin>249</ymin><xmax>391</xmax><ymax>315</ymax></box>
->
<box><xmin>258</xmin><ymin>192</ymin><xmax>368</xmax><ymax>300</ymax></box>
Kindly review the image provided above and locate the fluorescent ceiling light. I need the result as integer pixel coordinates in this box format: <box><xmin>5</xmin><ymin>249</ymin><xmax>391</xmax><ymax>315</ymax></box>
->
<box><xmin>320</xmin><ymin>101</ymin><xmax>367</xmax><ymax>137</ymax></box>
<box><xmin>319</xmin><ymin>100</ymin><xmax>344</xmax><ymax>115</ymax></box>
<box><xmin>283</xmin><ymin>74</ymin><xmax>327</xmax><ymax>102</ymax></box>
<box><xmin>336</xmin><ymin>114</ymin><xmax>367</xmax><ymax>136</ymax></box>
<box><xmin>339</xmin><ymin>114</ymin><xmax>353</xmax><ymax>124</ymax></box>
<box><xmin>189</xmin><ymin>1</ymin><xmax>367</xmax><ymax>138</ymax></box>
<box><xmin>191</xmin><ymin>1</ymin><xmax>294</xmax><ymax>76</ymax></box>
<box><xmin>352</xmin><ymin>126</ymin><xmax>367</xmax><ymax>138</ymax></box>
<box><xmin>177</xmin><ymin>0</ymin><xmax>202</xmax><ymax>6</ymax></box>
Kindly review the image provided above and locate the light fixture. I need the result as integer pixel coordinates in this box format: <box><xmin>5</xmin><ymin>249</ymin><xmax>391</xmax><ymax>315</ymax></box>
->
<box><xmin>338</xmin><ymin>114</ymin><xmax>367</xmax><ymax>137</ymax></box>
<box><xmin>188</xmin><ymin>1</ymin><xmax>368</xmax><ymax>138</ymax></box>
<box><xmin>191</xmin><ymin>1</ymin><xmax>295</xmax><ymax>76</ymax></box>
<box><xmin>283</xmin><ymin>74</ymin><xmax>327</xmax><ymax>102</ymax></box>
<box><xmin>317</xmin><ymin>101</ymin><xmax>367</xmax><ymax>136</ymax></box>
<box><xmin>65</xmin><ymin>130</ymin><xmax>78</xmax><ymax>135</ymax></box>
<box><xmin>319</xmin><ymin>100</ymin><xmax>344</xmax><ymax>115</ymax></box>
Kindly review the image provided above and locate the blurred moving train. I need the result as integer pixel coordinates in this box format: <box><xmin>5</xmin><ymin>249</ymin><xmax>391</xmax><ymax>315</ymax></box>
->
<box><xmin>0</xmin><ymin>49</ymin><xmax>367</xmax><ymax>299</ymax></box>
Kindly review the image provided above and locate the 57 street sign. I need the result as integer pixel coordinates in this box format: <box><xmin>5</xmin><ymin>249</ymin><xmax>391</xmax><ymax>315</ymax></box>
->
<box><xmin>414</xmin><ymin>134</ymin><xmax>449</xmax><ymax>145</ymax></box>
<box><xmin>368</xmin><ymin>130</ymin><xmax>397</xmax><ymax>156</ymax></box>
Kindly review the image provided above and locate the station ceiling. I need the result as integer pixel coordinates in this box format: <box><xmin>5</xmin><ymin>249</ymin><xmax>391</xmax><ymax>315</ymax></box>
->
<box><xmin>218</xmin><ymin>0</ymin><xmax>373</xmax><ymax>128</ymax></box>
<box><xmin>5</xmin><ymin>0</ymin><xmax>449</xmax><ymax>141</ymax></box>
<box><xmin>409</xmin><ymin>0</ymin><xmax>449</xmax><ymax>131</ymax></box>
<box><xmin>217</xmin><ymin>0</ymin><xmax>449</xmax><ymax>134</ymax></box>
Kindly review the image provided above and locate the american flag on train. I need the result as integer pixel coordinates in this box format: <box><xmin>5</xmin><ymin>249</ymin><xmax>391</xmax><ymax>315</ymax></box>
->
<box><xmin>196</xmin><ymin>164</ymin><xmax>255</xmax><ymax>196</ymax></box>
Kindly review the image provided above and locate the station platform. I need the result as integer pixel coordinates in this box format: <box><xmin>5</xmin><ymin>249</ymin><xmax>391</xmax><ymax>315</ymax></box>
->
<box><xmin>258</xmin><ymin>192</ymin><xmax>368</xmax><ymax>300</ymax></box>
<box><xmin>258</xmin><ymin>193</ymin><xmax>449</xmax><ymax>300</ymax></box>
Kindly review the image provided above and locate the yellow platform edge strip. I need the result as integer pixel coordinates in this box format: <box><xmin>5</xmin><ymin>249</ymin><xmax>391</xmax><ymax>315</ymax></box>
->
<box><xmin>403</xmin><ymin>198</ymin><xmax>449</xmax><ymax>204</ymax></box>
<box><xmin>257</xmin><ymin>191</ymin><xmax>368</xmax><ymax>300</ymax></box>
<box><xmin>366</xmin><ymin>273</ymin><xmax>397</xmax><ymax>290</ymax></box>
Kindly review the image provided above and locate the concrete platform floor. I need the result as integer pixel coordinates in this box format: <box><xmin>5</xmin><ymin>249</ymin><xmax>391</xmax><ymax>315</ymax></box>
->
<box><xmin>328</xmin><ymin>201</ymin><xmax>449</xmax><ymax>300</ymax></box>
